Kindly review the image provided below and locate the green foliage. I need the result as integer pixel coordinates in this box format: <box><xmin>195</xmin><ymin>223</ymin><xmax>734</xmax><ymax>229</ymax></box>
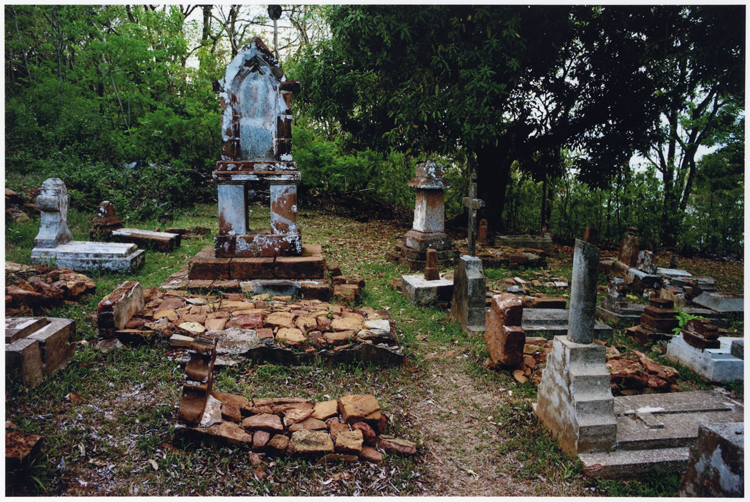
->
<box><xmin>671</xmin><ymin>308</ymin><xmax>706</xmax><ymax>336</ymax></box>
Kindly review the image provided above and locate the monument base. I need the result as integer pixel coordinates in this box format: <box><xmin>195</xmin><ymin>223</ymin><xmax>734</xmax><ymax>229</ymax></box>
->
<box><xmin>403</xmin><ymin>229</ymin><xmax>453</xmax><ymax>252</ymax></box>
<box><xmin>188</xmin><ymin>244</ymin><xmax>327</xmax><ymax>282</ymax></box>
<box><xmin>215</xmin><ymin>230</ymin><xmax>302</xmax><ymax>258</ymax></box>
<box><xmin>401</xmin><ymin>274</ymin><xmax>453</xmax><ymax>306</ymax></box>
<box><xmin>30</xmin><ymin>242</ymin><xmax>145</xmax><ymax>273</ymax></box>
<box><xmin>535</xmin><ymin>335</ymin><xmax>617</xmax><ymax>455</ymax></box>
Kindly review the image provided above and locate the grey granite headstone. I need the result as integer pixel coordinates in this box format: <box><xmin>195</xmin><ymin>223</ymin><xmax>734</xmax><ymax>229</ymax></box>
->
<box><xmin>568</xmin><ymin>239</ymin><xmax>600</xmax><ymax>344</ymax></box>
<box><xmin>449</xmin><ymin>255</ymin><xmax>486</xmax><ymax>334</ymax></box>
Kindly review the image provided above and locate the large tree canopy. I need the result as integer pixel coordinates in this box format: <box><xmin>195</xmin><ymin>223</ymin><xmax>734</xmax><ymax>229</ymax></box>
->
<box><xmin>293</xmin><ymin>5</ymin><xmax>743</xmax><ymax>236</ymax></box>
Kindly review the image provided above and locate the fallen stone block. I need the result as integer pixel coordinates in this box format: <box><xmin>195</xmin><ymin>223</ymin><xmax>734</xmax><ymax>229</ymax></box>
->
<box><xmin>377</xmin><ymin>436</ymin><xmax>417</xmax><ymax>456</ymax></box>
<box><xmin>110</xmin><ymin>228</ymin><xmax>181</xmax><ymax>252</ymax></box>
<box><xmin>26</xmin><ymin>318</ymin><xmax>75</xmax><ymax>376</ymax></box>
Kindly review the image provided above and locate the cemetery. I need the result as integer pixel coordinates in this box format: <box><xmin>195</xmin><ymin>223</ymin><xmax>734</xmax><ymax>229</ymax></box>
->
<box><xmin>4</xmin><ymin>6</ymin><xmax>744</xmax><ymax>498</ymax></box>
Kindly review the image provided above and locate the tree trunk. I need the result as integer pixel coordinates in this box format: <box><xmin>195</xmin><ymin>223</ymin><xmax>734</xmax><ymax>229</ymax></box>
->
<box><xmin>475</xmin><ymin>143</ymin><xmax>511</xmax><ymax>236</ymax></box>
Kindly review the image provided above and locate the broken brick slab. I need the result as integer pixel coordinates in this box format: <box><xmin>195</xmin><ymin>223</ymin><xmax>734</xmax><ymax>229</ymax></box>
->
<box><xmin>97</xmin><ymin>281</ymin><xmax>144</xmax><ymax>335</ymax></box>
<box><xmin>6</xmin><ymin>431</ymin><xmax>45</xmax><ymax>470</ymax></box>
<box><xmin>110</xmin><ymin>228</ymin><xmax>181</xmax><ymax>252</ymax></box>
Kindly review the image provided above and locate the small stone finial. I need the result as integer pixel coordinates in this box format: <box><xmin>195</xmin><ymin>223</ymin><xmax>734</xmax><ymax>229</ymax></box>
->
<box><xmin>34</xmin><ymin>178</ymin><xmax>73</xmax><ymax>248</ymax></box>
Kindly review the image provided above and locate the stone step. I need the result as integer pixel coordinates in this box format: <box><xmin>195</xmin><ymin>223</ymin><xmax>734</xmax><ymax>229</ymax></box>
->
<box><xmin>574</xmin><ymin>394</ymin><xmax>615</xmax><ymax>417</ymax></box>
<box><xmin>579</xmin><ymin>447</ymin><xmax>690</xmax><ymax>479</ymax></box>
<box><xmin>520</xmin><ymin>309</ymin><xmax>613</xmax><ymax>341</ymax></box>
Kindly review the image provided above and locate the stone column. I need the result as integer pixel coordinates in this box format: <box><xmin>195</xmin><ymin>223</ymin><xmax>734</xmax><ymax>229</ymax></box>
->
<box><xmin>535</xmin><ymin>238</ymin><xmax>616</xmax><ymax>455</ymax></box>
<box><xmin>34</xmin><ymin>178</ymin><xmax>73</xmax><ymax>248</ymax></box>
<box><xmin>449</xmin><ymin>255</ymin><xmax>486</xmax><ymax>334</ymax></box>
<box><xmin>568</xmin><ymin>239</ymin><xmax>600</xmax><ymax>344</ymax></box>
<box><xmin>217</xmin><ymin>181</ymin><xmax>248</xmax><ymax>236</ymax></box>
<box><xmin>404</xmin><ymin>161</ymin><xmax>452</xmax><ymax>252</ymax></box>
<box><xmin>269</xmin><ymin>180</ymin><xmax>298</xmax><ymax>236</ymax></box>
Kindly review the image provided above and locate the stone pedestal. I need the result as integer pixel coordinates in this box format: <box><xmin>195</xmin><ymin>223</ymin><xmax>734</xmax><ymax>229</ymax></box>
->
<box><xmin>535</xmin><ymin>336</ymin><xmax>617</xmax><ymax>454</ymax></box>
<box><xmin>388</xmin><ymin>161</ymin><xmax>457</xmax><ymax>268</ymax></box>
<box><xmin>449</xmin><ymin>255</ymin><xmax>486</xmax><ymax>334</ymax></box>
<box><xmin>401</xmin><ymin>274</ymin><xmax>453</xmax><ymax>306</ymax></box>
<box><xmin>536</xmin><ymin>239</ymin><xmax>616</xmax><ymax>455</ymax></box>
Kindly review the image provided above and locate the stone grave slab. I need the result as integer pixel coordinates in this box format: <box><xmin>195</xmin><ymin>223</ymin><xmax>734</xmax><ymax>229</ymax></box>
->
<box><xmin>494</xmin><ymin>234</ymin><xmax>554</xmax><ymax>255</ymax></box>
<box><xmin>691</xmin><ymin>292</ymin><xmax>743</xmax><ymax>313</ymax></box>
<box><xmin>656</xmin><ymin>267</ymin><xmax>692</xmax><ymax>278</ymax></box>
<box><xmin>579</xmin><ymin>391</ymin><xmax>744</xmax><ymax>478</ymax></box>
<box><xmin>31</xmin><ymin>241</ymin><xmax>145</xmax><ymax>274</ymax></box>
<box><xmin>110</xmin><ymin>228</ymin><xmax>181</xmax><ymax>252</ymax></box>
<box><xmin>30</xmin><ymin>178</ymin><xmax>145</xmax><ymax>273</ymax></box>
<box><xmin>401</xmin><ymin>274</ymin><xmax>453</xmax><ymax>306</ymax></box>
<box><xmin>666</xmin><ymin>334</ymin><xmax>743</xmax><ymax>382</ymax></box>
<box><xmin>521</xmin><ymin>309</ymin><xmax>613</xmax><ymax>341</ymax></box>
<box><xmin>669</xmin><ymin>276</ymin><xmax>717</xmax><ymax>292</ymax></box>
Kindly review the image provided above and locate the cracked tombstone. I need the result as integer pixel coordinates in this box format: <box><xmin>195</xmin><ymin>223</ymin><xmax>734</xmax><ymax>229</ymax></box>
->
<box><xmin>535</xmin><ymin>239</ymin><xmax>617</xmax><ymax>454</ymax></box>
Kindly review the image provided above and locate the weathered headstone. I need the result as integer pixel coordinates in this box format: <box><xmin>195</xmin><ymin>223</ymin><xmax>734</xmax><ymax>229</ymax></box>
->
<box><xmin>618</xmin><ymin>227</ymin><xmax>640</xmax><ymax>268</ymax></box>
<box><xmin>30</xmin><ymin>179</ymin><xmax>145</xmax><ymax>273</ymax></box>
<box><xmin>582</xmin><ymin>226</ymin><xmax>597</xmax><ymax>245</ymax></box>
<box><xmin>33</xmin><ymin>178</ymin><xmax>74</xmax><ymax>248</ymax></box>
<box><xmin>535</xmin><ymin>239</ymin><xmax>616</xmax><ymax>455</ymax></box>
<box><xmin>449</xmin><ymin>255</ymin><xmax>486</xmax><ymax>334</ymax></box>
<box><xmin>423</xmin><ymin>248</ymin><xmax>439</xmax><ymax>281</ymax></box>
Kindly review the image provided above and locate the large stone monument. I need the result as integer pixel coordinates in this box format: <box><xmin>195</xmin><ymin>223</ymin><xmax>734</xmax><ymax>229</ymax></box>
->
<box><xmin>212</xmin><ymin>37</ymin><xmax>301</xmax><ymax>258</ymax></box>
<box><xmin>386</xmin><ymin>161</ymin><xmax>457</xmax><ymax>270</ymax></box>
<box><xmin>535</xmin><ymin>239</ymin><xmax>617</xmax><ymax>454</ymax></box>
<box><xmin>30</xmin><ymin>178</ymin><xmax>145</xmax><ymax>273</ymax></box>
<box><xmin>186</xmin><ymin>38</ymin><xmax>327</xmax><ymax>288</ymax></box>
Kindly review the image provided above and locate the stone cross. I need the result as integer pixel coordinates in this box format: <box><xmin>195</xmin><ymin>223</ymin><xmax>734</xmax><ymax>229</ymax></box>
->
<box><xmin>462</xmin><ymin>174</ymin><xmax>484</xmax><ymax>257</ymax></box>
<box><xmin>34</xmin><ymin>178</ymin><xmax>73</xmax><ymax>249</ymax></box>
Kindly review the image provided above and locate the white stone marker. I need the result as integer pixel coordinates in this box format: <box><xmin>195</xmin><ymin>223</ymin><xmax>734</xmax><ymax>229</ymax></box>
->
<box><xmin>30</xmin><ymin>178</ymin><xmax>145</xmax><ymax>273</ymax></box>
